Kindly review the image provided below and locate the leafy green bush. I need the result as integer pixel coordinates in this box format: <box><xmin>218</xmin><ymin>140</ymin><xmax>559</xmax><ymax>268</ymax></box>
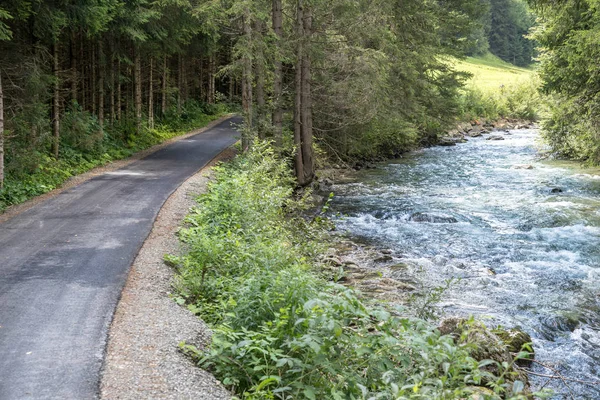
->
<box><xmin>460</xmin><ymin>77</ymin><xmax>543</xmax><ymax>121</ymax></box>
<box><xmin>174</xmin><ymin>144</ymin><xmax>536</xmax><ymax>399</ymax></box>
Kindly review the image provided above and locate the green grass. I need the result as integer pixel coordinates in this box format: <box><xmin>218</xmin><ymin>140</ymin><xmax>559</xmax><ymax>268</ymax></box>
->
<box><xmin>454</xmin><ymin>53</ymin><xmax>536</xmax><ymax>92</ymax></box>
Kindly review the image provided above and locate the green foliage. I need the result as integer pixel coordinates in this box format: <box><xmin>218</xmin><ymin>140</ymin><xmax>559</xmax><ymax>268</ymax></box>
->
<box><xmin>460</xmin><ymin>77</ymin><xmax>543</xmax><ymax>121</ymax></box>
<box><xmin>529</xmin><ymin>0</ymin><xmax>600</xmax><ymax>164</ymax></box>
<box><xmin>174</xmin><ymin>146</ymin><xmax>534</xmax><ymax>399</ymax></box>
<box><xmin>467</xmin><ymin>0</ymin><xmax>537</xmax><ymax>67</ymax></box>
<box><xmin>0</xmin><ymin>102</ymin><xmax>229</xmax><ymax>212</ymax></box>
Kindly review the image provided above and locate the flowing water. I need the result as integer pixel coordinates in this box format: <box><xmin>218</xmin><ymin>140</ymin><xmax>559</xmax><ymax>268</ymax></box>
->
<box><xmin>329</xmin><ymin>129</ymin><xmax>600</xmax><ymax>398</ymax></box>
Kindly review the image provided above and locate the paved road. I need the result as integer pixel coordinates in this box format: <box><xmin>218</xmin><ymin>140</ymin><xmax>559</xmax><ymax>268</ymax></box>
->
<box><xmin>0</xmin><ymin>117</ymin><xmax>240</xmax><ymax>399</ymax></box>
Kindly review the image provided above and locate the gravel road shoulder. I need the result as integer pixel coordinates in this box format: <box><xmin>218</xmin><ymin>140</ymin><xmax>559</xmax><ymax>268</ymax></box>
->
<box><xmin>100</xmin><ymin>148</ymin><xmax>235</xmax><ymax>400</ymax></box>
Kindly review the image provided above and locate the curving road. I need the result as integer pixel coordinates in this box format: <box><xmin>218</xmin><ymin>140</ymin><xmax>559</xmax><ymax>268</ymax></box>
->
<box><xmin>0</xmin><ymin>117</ymin><xmax>240</xmax><ymax>399</ymax></box>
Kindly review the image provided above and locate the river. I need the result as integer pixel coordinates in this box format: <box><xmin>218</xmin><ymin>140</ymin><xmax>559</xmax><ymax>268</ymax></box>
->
<box><xmin>329</xmin><ymin>128</ymin><xmax>600</xmax><ymax>398</ymax></box>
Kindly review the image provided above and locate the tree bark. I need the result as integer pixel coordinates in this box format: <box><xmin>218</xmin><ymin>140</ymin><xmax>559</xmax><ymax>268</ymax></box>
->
<box><xmin>300</xmin><ymin>5</ymin><xmax>314</xmax><ymax>184</ymax></box>
<box><xmin>161</xmin><ymin>55</ymin><xmax>167</xmax><ymax>116</ymax></box>
<box><xmin>110</xmin><ymin>41</ymin><xmax>115</xmax><ymax>125</ymax></box>
<box><xmin>294</xmin><ymin>1</ymin><xmax>305</xmax><ymax>184</ymax></box>
<box><xmin>272</xmin><ymin>0</ymin><xmax>284</xmax><ymax>148</ymax></box>
<box><xmin>241</xmin><ymin>8</ymin><xmax>253</xmax><ymax>150</ymax></box>
<box><xmin>148</xmin><ymin>57</ymin><xmax>154</xmax><ymax>129</ymax></box>
<box><xmin>52</xmin><ymin>42</ymin><xmax>61</xmax><ymax>158</ymax></box>
<box><xmin>92</xmin><ymin>43</ymin><xmax>97</xmax><ymax>115</ymax></box>
<box><xmin>117</xmin><ymin>58</ymin><xmax>122</xmax><ymax>121</ymax></box>
<box><xmin>98</xmin><ymin>40</ymin><xmax>105</xmax><ymax>129</ymax></box>
<box><xmin>208</xmin><ymin>54</ymin><xmax>215</xmax><ymax>104</ymax></box>
<box><xmin>255</xmin><ymin>23</ymin><xmax>266</xmax><ymax>140</ymax></box>
<box><xmin>0</xmin><ymin>71</ymin><xmax>4</xmax><ymax>189</ymax></box>
<box><xmin>134</xmin><ymin>46</ymin><xmax>142</xmax><ymax>135</ymax></box>
<box><xmin>177</xmin><ymin>53</ymin><xmax>182</xmax><ymax>115</ymax></box>
<box><xmin>70</xmin><ymin>30</ymin><xmax>77</xmax><ymax>106</ymax></box>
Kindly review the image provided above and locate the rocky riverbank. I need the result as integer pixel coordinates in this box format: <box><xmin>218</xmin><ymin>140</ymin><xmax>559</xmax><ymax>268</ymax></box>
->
<box><xmin>439</xmin><ymin>118</ymin><xmax>537</xmax><ymax>146</ymax></box>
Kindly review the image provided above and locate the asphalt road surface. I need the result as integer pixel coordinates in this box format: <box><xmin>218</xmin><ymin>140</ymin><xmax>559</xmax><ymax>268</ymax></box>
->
<box><xmin>0</xmin><ymin>117</ymin><xmax>240</xmax><ymax>399</ymax></box>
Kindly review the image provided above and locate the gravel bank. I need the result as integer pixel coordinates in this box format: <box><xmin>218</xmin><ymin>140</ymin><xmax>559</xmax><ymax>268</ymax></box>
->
<box><xmin>100</xmin><ymin>149</ymin><xmax>235</xmax><ymax>400</ymax></box>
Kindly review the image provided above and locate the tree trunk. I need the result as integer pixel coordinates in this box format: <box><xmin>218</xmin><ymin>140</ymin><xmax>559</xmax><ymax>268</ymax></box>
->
<box><xmin>255</xmin><ymin>27</ymin><xmax>266</xmax><ymax>140</ymax></box>
<box><xmin>272</xmin><ymin>0</ymin><xmax>283</xmax><ymax>148</ymax></box>
<box><xmin>98</xmin><ymin>40</ymin><xmax>105</xmax><ymax>129</ymax></box>
<box><xmin>241</xmin><ymin>8</ymin><xmax>253</xmax><ymax>150</ymax></box>
<box><xmin>134</xmin><ymin>46</ymin><xmax>142</xmax><ymax>135</ymax></box>
<box><xmin>70</xmin><ymin>31</ymin><xmax>77</xmax><ymax>106</ymax></box>
<box><xmin>0</xmin><ymin>71</ymin><xmax>4</xmax><ymax>189</ymax></box>
<box><xmin>208</xmin><ymin>54</ymin><xmax>215</xmax><ymax>104</ymax></box>
<box><xmin>300</xmin><ymin>5</ymin><xmax>314</xmax><ymax>184</ymax></box>
<box><xmin>161</xmin><ymin>55</ymin><xmax>167</xmax><ymax>116</ymax></box>
<box><xmin>110</xmin><ymin>42</ymin><xmax>115</xmax><ymax>125</ymax></box>
<box><xmin>92</xmin><ymin>43</ymin><xmax>97</xmax><ymax>115</ymax></box>
<box><xmin>52</xmin><ymin>42</ymin><xmax>61</xmax><ymax>158</ymax></box>
<box><xmin>294</xmin><ymin>1</ymin><xmax>305</xmax><ymax>184</ymax></box>
<box><xmin>117</xmin><ymin>58</ymin><xmax>122</xmax><ymax>121</ymax></box>
<box><xmin>177</xmin><ymin>53</ymin><xmax>182</xmax><ymax>115</ymax></box>
<box><xmin>148</xmin><ymin>57</ymin><xmax>154</xmax><ymax>129</ymax></box>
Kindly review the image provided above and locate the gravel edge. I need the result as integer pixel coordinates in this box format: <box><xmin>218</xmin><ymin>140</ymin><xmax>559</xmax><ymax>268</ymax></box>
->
<box><xmin>99</xmin><ymin>148</ymin><xmax>236</xmax><ymax>400</ymax></box>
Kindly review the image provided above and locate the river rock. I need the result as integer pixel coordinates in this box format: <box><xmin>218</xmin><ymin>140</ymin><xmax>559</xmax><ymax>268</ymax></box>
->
<box><xmin>486</xmin><ymin>135</ymin><xmax>505</xmax><ymax>141</ymax></box>
<box><xmin>374</xmin><ymin>255</ymin><xmax>393</xmax><ymax>263</ymax></box>
<box><xmin>380</xmin><ymin>249</ymin><xmax>393</xmax><ymax>255</ymax></box>
<box><xmin>550</xmin><ymin>187</ymin><xmax>563</xmax><ymax>193</ymax></box>
<box><xmin>438</xmin><ymin>318</ymin><xmax>529</xmax><ymax>386</ymax></box>
<box><xmin>492</xmin><ymin>327</ymin><xmax>534</xmax><ymax>366</ymax></box>
<box><xmin>513</xmin><ymin>164</ymin><xmax>534</xmax><ymax>170</ymax></box>
<box><xmin>438</xmin><ymin>138</ymin><xmax>457</xmax><ymax>147</ymax></box>
<box><xmin>409</xmin><ymin>212</ymin><xmax>458</xmax><ymax>224</ymax></box>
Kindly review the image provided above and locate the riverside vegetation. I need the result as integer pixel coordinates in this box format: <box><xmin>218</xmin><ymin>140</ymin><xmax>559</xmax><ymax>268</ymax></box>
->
<box><xmin>170</xmin><ymin>144</ymin><xmax>552</xmax><ymax>399</ymax></box>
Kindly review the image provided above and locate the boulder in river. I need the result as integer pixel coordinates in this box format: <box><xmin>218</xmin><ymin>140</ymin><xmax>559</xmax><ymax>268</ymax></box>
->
<box><xmin>486</xmin><ymin>135</ymin><xmax>505</xmax><ymax>141</ymax></box>
<box><xmin>513</xmin><ymin>164</ymin><xmax>534</xmax><ymax>170</ymax></box>
<box><xmin>409</xmin><ymin>212</ymin><xmax>458</xmax><ymax>223</ymax></box>
<box><xmin>550</xmin><ymin>187</ymin><xmax>563</xmax><ymax>193</ymax></box>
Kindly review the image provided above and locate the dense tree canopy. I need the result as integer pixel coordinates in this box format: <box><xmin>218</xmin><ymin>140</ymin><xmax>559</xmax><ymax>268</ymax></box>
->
<box><xmin>0</xmin><ymin>0</ymin><xmax>485</xmax><ymax>191</ymax></box>
<box><xmin>528</xmin><ymin>0</ymin><xmax>600</xmax><ymax>163</ymax></box>
<box><xmin>469</xmin><ymin>0</ymin><xmax>536</xmax><ymax>67</ymax></box>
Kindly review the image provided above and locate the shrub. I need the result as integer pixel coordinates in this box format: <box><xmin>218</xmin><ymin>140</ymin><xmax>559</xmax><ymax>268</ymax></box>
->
<box><xmin>174</xmin><ymin>144</ymin><xmax>539</xmax><ymax>399</ymax></box>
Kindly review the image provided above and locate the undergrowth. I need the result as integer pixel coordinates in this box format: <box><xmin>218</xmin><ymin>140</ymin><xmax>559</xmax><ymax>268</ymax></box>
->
<box><xmin>171</xmin><ymin>143</ymin><xmax>546</xmax><ymax>399</ymax></box>
<box><xmin>0</xmin><ymin>100</ymin><xmax>231</xmax><ymax>212</ymax></box>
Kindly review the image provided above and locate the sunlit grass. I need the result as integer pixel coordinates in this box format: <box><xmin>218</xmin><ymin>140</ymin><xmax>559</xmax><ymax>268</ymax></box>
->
<box><xmin>455</xmin><ymin>53</ymin><xmax>536</xmax><ymax>92</ymax></box>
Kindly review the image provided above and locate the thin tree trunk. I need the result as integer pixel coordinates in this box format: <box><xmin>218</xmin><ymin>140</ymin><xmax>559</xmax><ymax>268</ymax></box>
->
<box><xmin>272</xmin><ymin>0</ymin><xmax>283</xmax><ymax>148</ymax></box>
<box><xmin>294</xmin><ymin>0</ymin><xmax>305</xmax><ymax>183</ymax></box>
<box><xmin>255</xmin><ymin>24</ymin><xmax>266</xmax><ymax>140</ymax></box>
<box><xmin>0</xmin><ymin>71</ymin><xmax>4</xmax><ymax>189</ymax></box>
<box><xmin>300</xmin><ymin>4</ymin><xmax>314</xmax><ymax>184</ymax></box>
<box><xmin>148</xmin><ymin>57</ymin><xmax>154</xmax><ymax>129</ymax></box>
<box><xmin>52</xmin><ymin>42</ymin><xmax>60</xmax><ymax>158</ymax></box>
<box><xmin>177</xmin><ymin>53</ymin><xmax>182</xmax><ymax>114</ymax></box>
<box><xmin>117</xmin><ymin>58</ymin><xmax>122</xmax><ymax>121</ymax></box>
<box><xmin>98</xmin><ymin>40</ymin><xmax>105</xmax><ymax>129</ymax></box>
<box><xmin>92</xmin><ymin>43</ymin><xmax>97</xmax><ymax>115</ymax></box>
<box><xmin>110</xmin><ymin>41</ymin><xmax>115</xmax><ymax>125</ymax></box>
<box><xmin>242</xmin><ymin>8</ymin><xmax>253</xmax><ymax>150</ymax></box>
<box><xmin>161</xmin><ymin>55</ymin><xmax>167</xmax><ymax>116</ymax></box>
<box><xmin>134</xmin><ymin>46</ymin><xmax>142</xmax><ymax>134</ymax></box>
<box><xmin>70</xmin><ymin>31</ymin><xmax>77</xmax><ymax>106</ymax></box>
<box><xmin>208</xmin><ymin>54</ymin><xmax>215</xmax><ymax>104</ymax></box>
<box><xmin>81</xmin><ymin>39</ymin><xmax>86</xmax><ymax>111</ymax></box>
